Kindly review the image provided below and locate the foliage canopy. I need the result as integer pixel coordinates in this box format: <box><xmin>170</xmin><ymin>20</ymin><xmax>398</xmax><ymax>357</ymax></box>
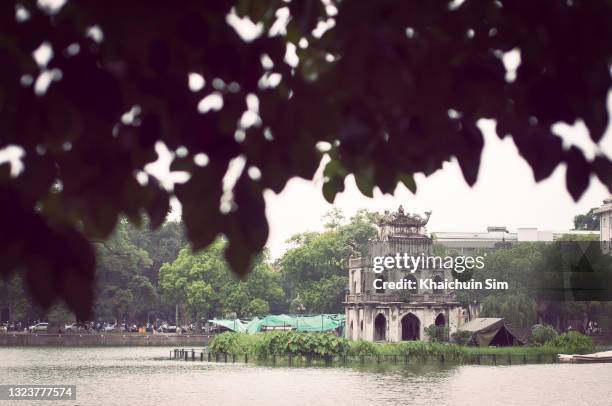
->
<box><xmin>1</xmin><ymin>0</ymin><xmax>610</xmax><ymax>318</ymax></box>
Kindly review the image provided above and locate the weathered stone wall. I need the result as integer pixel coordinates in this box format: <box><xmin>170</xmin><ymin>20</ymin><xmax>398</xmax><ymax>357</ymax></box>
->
<box><xmin>345</xmin><ymin>304</ymin><xmax>461</xmax><ymax>342</ymax></box>
<box><xmin>0</xmin><ymin>333</ymin><xmax>211</xmax><ymax>346</ymax></box>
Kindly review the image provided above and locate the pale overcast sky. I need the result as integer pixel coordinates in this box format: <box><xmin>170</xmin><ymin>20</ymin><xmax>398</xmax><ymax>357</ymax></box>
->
<box><xmin>262</xmin><ymin>112</ymin><xmax>612</xmax><ymax>259</ymax></box>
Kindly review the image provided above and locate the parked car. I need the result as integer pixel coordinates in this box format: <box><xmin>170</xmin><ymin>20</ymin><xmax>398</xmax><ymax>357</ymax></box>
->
<box><xmin>103</xmin><ymin>323</ymin><xmax>116</xmax><ymax>332</ymax></box>
<box><xmin>64</xmin><ymin>323</ymin><xmax>81</xmax><ymax>332</ymax></box>
<box><xmin>159</xmin><ymin>324</ymin><xmax>177</xmax><ymax>333</ymax></box>
<box><xmin>28</xmin><ymin>322</ymin><xmax>49</xmax><ymax>333</ymax></box>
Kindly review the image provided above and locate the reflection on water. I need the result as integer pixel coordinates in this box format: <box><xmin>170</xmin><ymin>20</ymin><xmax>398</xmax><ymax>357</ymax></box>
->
<box><xmin>0</xmin><ymin>347</ymin><xmax>611</xmax><ymax>406</ymax></box>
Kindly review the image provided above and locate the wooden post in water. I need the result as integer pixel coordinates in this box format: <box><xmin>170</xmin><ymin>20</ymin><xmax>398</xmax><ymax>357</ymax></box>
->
<box><xmin>245</xmin><ymin>354</ymin><xmax>248</xmax><ymax>363</ymax></box>
<box><xmin>224</xmin><ymin>353</ymin><xmax>228</xmax><ymax>363</ymax></box>
<box><xmin>272</xmin><ymin>354</ymin><xmax>276</xmax><ymax>365</ymax></box>
<box><xmin>208</xmin><ymin>352</ymin><xmax>211</xmax><ymax>362</ymax></box>
<box><xmin>192</xmin><ymin>350</ymin><xmax>195</xmax><ymax>361</ymax></box>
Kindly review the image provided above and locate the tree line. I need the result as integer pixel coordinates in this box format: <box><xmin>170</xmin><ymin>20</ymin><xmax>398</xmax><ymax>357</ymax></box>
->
<box><xmin>1</xmin><ymin>208</ymin><xmax>610</xmax><ymax>333</ymax></box>
<box><xmin>0</xmin><ymin>210</ymin><xmax>377</xmax><ymax>326</ymax></box>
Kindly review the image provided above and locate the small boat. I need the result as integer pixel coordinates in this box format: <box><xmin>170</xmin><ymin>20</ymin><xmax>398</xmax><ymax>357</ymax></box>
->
<box><xmin>558</xmin><ymin>350</ymin><xmax>612</xmax><ymax>363</ymax></box>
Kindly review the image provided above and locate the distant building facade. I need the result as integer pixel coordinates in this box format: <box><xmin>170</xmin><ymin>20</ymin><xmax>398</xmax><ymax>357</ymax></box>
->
<box><xmin>595</xmin><ymin>196</ymin><xmax>612</xmax><ymax>255</ymax></box>
<box><xmin>432</xmin><ymin>226</ymin><xmax>599</xmax><ymax>253</ymax></box>
<box><xmin>344</xmin><ymin>206</ymin><xmax>462</xmax><ymax>342</ymax></box>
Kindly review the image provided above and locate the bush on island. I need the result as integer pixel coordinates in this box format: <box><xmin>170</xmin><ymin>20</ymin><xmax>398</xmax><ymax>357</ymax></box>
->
<box><xmin>424</xmin><ymin>324</ymin><xmax>450</xmax><ymax>343</ymax></box>
<box><xmin>451</xmin><ymin>330</ymin><xmax>472</xmax><ymax>346</ymax></box>
<box><xmin>553</xmin><ymin>331</ymin><xmax>594</xmax><ymax>354</ymax></box>
<box><xmin>531</xmin><ymin>324</ymin><xmax>558</xmax><ymax>346</ymax></box>
<box><xmin>210</xmin><ymin>331</ymin><xmax>349</xmax><ymax>357</ymax></box>
<box><xmin>348</xmin><ymin>340</ymin><xmax>379</xmax><ymax>356</ymax></box>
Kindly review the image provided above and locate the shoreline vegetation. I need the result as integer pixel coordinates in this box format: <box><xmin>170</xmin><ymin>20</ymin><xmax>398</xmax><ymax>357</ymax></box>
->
<box><xmin>206</xmin><ymin>331</ymin><xmax>597</xmax><ymax>365</ymax></box>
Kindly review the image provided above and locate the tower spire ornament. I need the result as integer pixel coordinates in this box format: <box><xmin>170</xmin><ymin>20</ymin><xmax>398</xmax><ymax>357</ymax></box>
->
<box><xmin>376</xmin><ymin>206</ymin><xmax>432</xmax><ymax>241</ymax></box>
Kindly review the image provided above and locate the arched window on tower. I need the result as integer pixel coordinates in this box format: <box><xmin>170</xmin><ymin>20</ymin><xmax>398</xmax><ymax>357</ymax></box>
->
<box><xmin>376</xmin><ymin>273</ymin><xmax>386</xmax><ymax>293</ymax></box>
<box><xmin>403</xmin><ymin>274</ymin><xmax>418</xmax><ymax>294</ymax></box>
<box><xmin>433</xmin><ymin>275</ymin><xmax>443</xmax><ymax>294</ymax></box>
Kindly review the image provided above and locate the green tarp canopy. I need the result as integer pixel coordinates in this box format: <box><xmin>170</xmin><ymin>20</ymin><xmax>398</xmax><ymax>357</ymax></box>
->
<box><xmin>209</xmin><ymin>314</ymin><xmax>345</xmax><ymax>334</ymax></box>
<box><xmin>458</xmin><ymin>317</ymin><xmax>529</xmax><ymax>347</ymax></box>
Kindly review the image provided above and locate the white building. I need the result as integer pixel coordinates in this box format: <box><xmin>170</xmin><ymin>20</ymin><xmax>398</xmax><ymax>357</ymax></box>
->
<box><xmin>595</xmin><ymin>196</ymin><xmax>612</xmax><ymax>254</ymax></box>
<box><xmin>432</xmin><ymin>226</ymin><xmax>599</xmax><ymax>253</ymax></box>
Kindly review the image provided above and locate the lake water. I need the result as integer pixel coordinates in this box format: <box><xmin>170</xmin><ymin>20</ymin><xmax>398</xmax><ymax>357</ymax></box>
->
<box><xmin>0</xmin><ymin>347</ymin><xmax>611</xmax><ymax>405</ymax></box>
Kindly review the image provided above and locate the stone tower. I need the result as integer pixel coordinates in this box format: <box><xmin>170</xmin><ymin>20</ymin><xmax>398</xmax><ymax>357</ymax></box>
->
<box><xmin>344</xmin><ymin>206</ymin><xmax>463</xmax><ymax>342</ymax></box>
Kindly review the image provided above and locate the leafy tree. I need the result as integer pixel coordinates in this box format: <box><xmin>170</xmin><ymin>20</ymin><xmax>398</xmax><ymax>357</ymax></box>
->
<box><xmin>0</xmin><ymin>275</ymin><xmax>28</xmax><ymax>322</ymax></box>
<box><xmin>93</xmin><ymin>220</ymin><xmax>154</xmax><ymax>322</ymax></box>
<box><xmin>186</xmin><ymin>280</ymin><xmax>213</xmax><ymax>329</ymax></box>
<box><xmin>573</xmin><ymin>208</ymin><xmax>600</xmax><ymax>231</ymax></box>
<box><xmin>46</xmin><ymin>303</ymin><xmax>74</xmax><ymax>331</ymax></box>
<box><xmin>126</xmin><ymin>220</ymin><xmax>187</xmax><ymax>285</ymax></box>
<box><xmin>281</xmin><ymin>209</ymin><xmax>377</xmax><ymax>313</ymax></box>
<box><xmin>246</xmin><ymin>298</ymin><xmax>269</xmax><ymax>317</ymax></box>
<box><xmin>555</xmin><ymin>233</ymin><xmax>598</xmax><ymax>241</ymax></box>
<box><xmin>2</xmin><ymin>0</ymin><xmax>610</xmax><ymax>318</ymax></box>
<box><xmin>480</xmin><ymin>291</ymin><xmax>537</xmax><ymax>328</ymax></box>
<box><xmin>159</xmin><ymin>239</ymin><xmax>285</xmax><ymax>321</ymax></box>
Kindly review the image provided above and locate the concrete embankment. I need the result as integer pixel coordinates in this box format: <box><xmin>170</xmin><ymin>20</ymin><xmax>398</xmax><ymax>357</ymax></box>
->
<box><xmin>0</xmin><ymin>333</ymin><xmax>211</xmax><ymax>346</ymax></box>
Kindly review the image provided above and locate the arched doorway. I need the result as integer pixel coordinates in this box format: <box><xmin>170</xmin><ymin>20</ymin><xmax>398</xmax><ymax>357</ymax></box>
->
<box><xmin>435</xmin><ymin>313</ymin><xmax>446</xmax><ymax>327</ymax></box>
<box><xmin>374</xmin><ymin>313</ymin><xmax>386</xmax><ymax>341</ymax></box>
<box><xmin>401</xmin><ymin>313</ymin><xmax>420</xmax><ymax>341</ymax></box>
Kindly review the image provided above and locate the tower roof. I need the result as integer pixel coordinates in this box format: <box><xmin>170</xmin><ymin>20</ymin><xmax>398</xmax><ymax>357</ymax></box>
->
<box><xmin>376</xmin><ymin>205</ymin><xmax>431</xmax><ymax>240</ymax></box>
<box><xmin>378</xmin><ymin>205</ymin><xmax>431</xmax><ymax>228</ymax></box>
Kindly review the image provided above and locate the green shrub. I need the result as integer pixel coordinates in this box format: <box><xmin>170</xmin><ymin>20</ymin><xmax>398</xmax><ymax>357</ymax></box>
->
<box><xmin>348</xmin><ymin>340</ymin><xmax>380</xmax><ymax>356</ymax></box>
<box><xmin>394</xmin><ymin>341</ymin><xmax>429</xmax><ymax>357</ymax></box>
<box><xmin>257</xmin><ymin>331</ymin><xmax>349</xmax><ymax>357</ymax></box>
<box><xmin>531</xmin><ymin>324</ymin><xmax>558</xmax><ymax>346</ymax></box>
<box><xmin>553</xmin><ymin>331</ymin><xmax>594</xmax><ymax>354</ymax></box>
<box><xmin>209</xmin><ymin>332</ymin><xmax>259</xmax><ymax>354</ymax></box>
<box><xmin>451</xmin><ymin>330</ymin><xmax>472</xmax><ymax>346</ymax></box>
<box><xmin>209</xmin><ymin>332</ymin><xmax>240</xmax><ymax>354</ymax></box>
<box><xmin>424</xmin><ymin>324</ymin><xmax>449</xmax><ymax>342</ymax></box>
<box><xmin>210</xmin><ymin>331</ymin><xmax>349</xmax><ymax>357</ymax></box>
